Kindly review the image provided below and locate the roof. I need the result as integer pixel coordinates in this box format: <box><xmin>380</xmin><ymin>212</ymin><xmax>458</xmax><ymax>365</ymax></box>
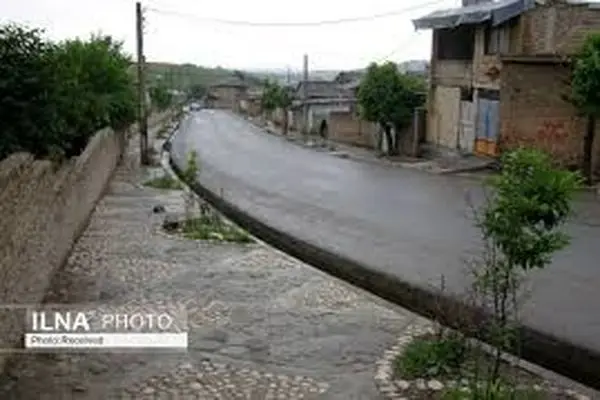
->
<box><xmin>291</xmin><ymin>97</ymin><xmax>357</xmax><ymax>109</ymax></box>
<box><xmin>412</xmin><ymin>0</ymin><xmax>536</xmax><ymax>30</ymax></box>
<box><xmin>295</xmin><ymin>80</ymin><xmax>349</xmax><ymax>99</ymax></box>
<box><xmin>333</xmin><ymin>70</ymin><xmax>365</xmax><ymax>84</ymax></box>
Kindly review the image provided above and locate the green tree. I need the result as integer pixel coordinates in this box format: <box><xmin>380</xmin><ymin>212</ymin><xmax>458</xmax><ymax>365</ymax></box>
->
<box><xmin>261</xmin><ymin>81</ymin><xmax>293</xmax><ymax>135</ymax></box>
<box><xmin>150</xmin><ymin>84</ymin><xmax>173</xmax><ymax>111</ymax></box>
<box><xmin>571</xmin><ymin>33</ymin><xmax>600</xmax><ymax>184</ymax></box>
<box><xmin>49</xmin><ymin>34</ymin><xmax>136</xmax><ymax>156</ymax></box>
<box><xmin>476</xmin><ymin>148</ymin><xmax>581</xmax><ymax>383</ymax></box>
<box><xmin>260</xmin><ymin>80</ymin><xmax>280</xmax><ymax>117</ymax></box>
<box><xmin>0</xmin><ymin>24</ymin><xmax>60</xmax><ymax>158</ymax></box>
<box><xmin>358</xmin><ymin>62</ymin><xmax>425</xmax><ymax>155</ymax></box>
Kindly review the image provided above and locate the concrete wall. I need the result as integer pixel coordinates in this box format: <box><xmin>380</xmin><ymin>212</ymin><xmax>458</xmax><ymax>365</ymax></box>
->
<box><xmin>0</xmin><ymin>126</ymin><xmax>128</xmax><ymax>368</ymax></box>
<box><xmin>428</xmin><ymin>86</ymin><xmax>461</xmax><ymax>149</ymax></box>
<box><xmin>500</xmin><ymin>61</ymin><xmax>600</xmax><ymax>170</ymax></box>
<box><xmin>308</xmin><ymin>103</ymin><xmax>353</xmax><ymax>133</ymax></box>
<box><xmin>328</xmin><ymin>111</ymin><xmax>418</xmax><ymax>154</ymax></box>
<box><xmin>328</xmin><ymin>112</ymin><xmax>378</xmax><ymax>148</ymax></box>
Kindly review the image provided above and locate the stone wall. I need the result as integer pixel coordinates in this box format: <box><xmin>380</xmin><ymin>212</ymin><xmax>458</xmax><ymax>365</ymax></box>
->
<box><xmin>0</xmin><ymin>126</ymin><xmax>128</xmax><ymax>368</ymax></box>
<box><xmin>328</xmin><ymin>111</ymin><xmax>418</xmax><ymax>154</ymax></box>
<box><xmin>328</xmin><ymin>112</ymin><xmax>378</xmax><ymax>148</ymax></box>
<box><xmin>499</xmin><ymin>61</ymin><xmax>600</xmax><ymax>171</ymax></box>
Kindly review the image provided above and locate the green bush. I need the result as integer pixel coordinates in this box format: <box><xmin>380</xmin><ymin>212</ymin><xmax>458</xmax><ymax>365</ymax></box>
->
<box><xmin>394</xmin><ymin>334</ymin><xmax>467</xmax><ymax>379</ymax></box>
<box><xmin>144</xmin><ymin>175</ymin><xmax>182</xmax><ymax>190</ymax></box>
<box><xmin>0</xmin><ymin>24</ymin><xmax>137</xmax><ymax>160</ymax></box>
<box><xmin>441</xmin><ymin>381</ymin><xmax>542</xmax><ymax>400</ymax></box>
<box><xmin>150</xmin><ymin>85</ymin><xmax>173</xmax><ymax>111</ymax></box>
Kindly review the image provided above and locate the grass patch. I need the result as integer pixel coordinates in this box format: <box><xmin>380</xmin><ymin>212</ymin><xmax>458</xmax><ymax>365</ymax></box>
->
<box><xmin>391</xmin><ymin>333</ymin><xmax>565</xmax><ymax>399</ymax></box>
<box><xmin>441</xmin><ymin>383</ymin><xmax>544</xmax><ymax>400</ymax></box>
<box><xmin>394</xmin><ymin>333</ymin><xmax>467</xmax><ymax>380</ymax></box>
<box><xmin>181</xmin><ymin>216</ymin><xmax>253</xmax><ymax>243</ymax></box>
<box><xmin>144</xmin><ymin>175</ymin><xmax>182</xmax><ymax>190</ymax></box>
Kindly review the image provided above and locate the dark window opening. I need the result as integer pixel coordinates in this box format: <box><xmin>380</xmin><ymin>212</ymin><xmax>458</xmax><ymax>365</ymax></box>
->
<box><xmin>460</xmin><ymin>87</ymin><xmax>473</xmax><ymax>101</ymax></box>
<box><xmin>478</xmin><ymin>88</ymin><xmax>499</xmax><ymax>101</ymax></box>
<box><xmin>436</xmin><ymin>26</ymin><xmax>475</xmax><ymax>60</ymax></box>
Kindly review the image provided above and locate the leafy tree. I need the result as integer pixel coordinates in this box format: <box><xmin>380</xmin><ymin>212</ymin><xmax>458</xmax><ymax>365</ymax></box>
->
<box><xmin>49</xmin><ymin>34</ymin><xmax>137</xmax><ymax>156</ymax></box>
<box><xmin>358</xmin><ymin>62</ymin><xmax>425</xmax><ymax>155</ymax></box>
<box><xmin>260</xmin><ymin>80</ymin><xmax>280</xmax><ymax>116</ymax></box>
<box><xmin>260</xmin><ymin>81</ymin><xmax>293</xmax><ymax>134</ymax></box>
<box><xmin>0</xmin><ymin>24</ymin><xmax>59</xmax><ymax>158</ymax></box>
<box><xmin>150</xmin><ymin>84</ymin><xmax>173</xmax><ymax>111</ymax></box>
<box><xmin>571</xmin><ymin>33</ymin><xmax>600</xmax><ymax>184</ymax></box>
<box><xmin>476</xmin><ymin>148</ymin><xmax>581</xmax><ymax>382</ymax></box>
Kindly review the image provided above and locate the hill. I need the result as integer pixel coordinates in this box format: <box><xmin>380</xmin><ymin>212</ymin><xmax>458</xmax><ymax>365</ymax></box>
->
<box><xmin>145</xmin><ymin>63</ymin><xmax>263</xmax><ymax>90</ymax></box>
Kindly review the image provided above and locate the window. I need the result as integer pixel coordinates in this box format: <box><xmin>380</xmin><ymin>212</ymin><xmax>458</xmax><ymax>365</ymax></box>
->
<box><xmin>436</xmin><ymin>26</ymin><xmax>475</xmax><ymax>60</ymax></box>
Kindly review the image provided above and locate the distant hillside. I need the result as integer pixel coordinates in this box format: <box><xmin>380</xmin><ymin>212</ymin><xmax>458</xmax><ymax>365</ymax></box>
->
<box><xmin>245</xmin><ymin>60</ymin><xmax>428</xmax><ymax>87</ymax></box>
<box><xmin>145</xmin><ymin>63</ymin><xmax>263</xmax><ymax>90</ymax></box>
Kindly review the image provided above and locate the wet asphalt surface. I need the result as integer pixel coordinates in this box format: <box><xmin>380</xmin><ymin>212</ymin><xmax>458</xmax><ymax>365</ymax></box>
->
<box><xmin>171</xmin><ymin>109</ymin><xmax>600</xmax><ymax>362</ymax></box>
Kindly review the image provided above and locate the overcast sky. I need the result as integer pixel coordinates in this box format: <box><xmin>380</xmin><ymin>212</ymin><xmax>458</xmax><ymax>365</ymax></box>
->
<box><xmin>0</xmin><ymin>0</ymin><xmax>458</xmax><ymax>71</ymax></box>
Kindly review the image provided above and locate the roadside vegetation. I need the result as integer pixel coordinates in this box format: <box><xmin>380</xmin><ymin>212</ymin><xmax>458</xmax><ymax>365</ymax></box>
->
<box><xmin>392</xmin><ymin>148</ymin><xmax>582</xmax><ymax>399</ymax></box>
<box><xmin>144</xmin><ymin>175</ymin><xmax>182</xmax><ymax>190</ymax></box>
<box><xmin>261</xmin><ymin>80</ymin><xmax>293</xmax><ymax>135</ymax></box>
<box><xmin>570</xmin><ymin>32</ymin><xmax>600</xmax><ymax>184</ymax></box>
<box><xmin>0</xmin><ymin>24</ymin><xmax>137</xmax><ymax>161</ymax></box>
<box><xmin>357</xmin><ymin>62</ymin><xmax>426</xmax><ymax>156</ymax></box>
<box><xmin>161</xmin><ymin>151</ymin><xmax>253</xmax><ymax>244</ymax></box>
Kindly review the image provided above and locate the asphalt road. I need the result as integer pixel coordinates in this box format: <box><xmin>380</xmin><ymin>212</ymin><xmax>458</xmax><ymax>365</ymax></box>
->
<box><xmin>171</xmin><ymin>109</ymin><xmax>600</xmax><ymax>362</ymax></box>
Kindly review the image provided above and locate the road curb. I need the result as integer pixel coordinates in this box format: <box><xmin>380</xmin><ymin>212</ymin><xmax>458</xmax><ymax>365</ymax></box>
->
<box><xmin>165</xmin><ymin>134</ymin><xmax>600</xmax><ymax>391</ymax></box>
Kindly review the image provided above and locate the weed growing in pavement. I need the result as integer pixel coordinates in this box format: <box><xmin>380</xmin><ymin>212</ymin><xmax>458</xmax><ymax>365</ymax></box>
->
<box><xmin>175</xmin><ymin>150</ymin><xmax>253</xmax><ymax>244</ymax></box>
<box><xmin>181</xmin><ymin>216</ymin><xmax>252</xmax><ymax>243</ymax></box>
<box><xmin>144</xmin><ymin>175</ymin><xmax>182</xmax><ymax>190</ymax></box>
<box><xmin>394</xmin><ymin>332</ymin><xmax>467</xmax><ymax>379</ymax></box>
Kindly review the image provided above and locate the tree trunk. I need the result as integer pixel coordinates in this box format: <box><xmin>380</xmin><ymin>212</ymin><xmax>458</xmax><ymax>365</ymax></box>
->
<box><xmin>583</xmin><ymin>114</ymin><xmax>596</xmax><ymax>185</ymax></box>
<box><xmin>376</xmin><ymin>124</ymin><xmax>384</xmax><ymax>156</ymax></box>
<box><xmin>384</xmin><ymin>125</ymin><xmax>394</xmax><ymax>156</ymax></box>
<box><xmin>391</xmin><ymin>124</ymin><xmax>402</xmax><ymax>156</ymax></box>
<box><xmin>282</xmin><ymin>108</ymin><xmax>289</xmax><ymax>136</ymax></box>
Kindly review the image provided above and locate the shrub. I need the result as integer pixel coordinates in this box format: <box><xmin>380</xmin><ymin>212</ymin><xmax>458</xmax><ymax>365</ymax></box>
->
<box><xmin>394</xmin><ymin>334</ymin><xmax>467</xmax><ymax>379</ymax></box>
<box><xmin>0</xmin><ymin>24</ymin><xmax>137</xmax><ymax>160</ymax></box>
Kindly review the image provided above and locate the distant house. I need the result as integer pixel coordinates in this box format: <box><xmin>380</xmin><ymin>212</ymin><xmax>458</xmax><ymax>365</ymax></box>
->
<box><xmin>413</xmin><ymin>0</ymin><xmax>600</xmax><ymax>169</ymax></box>
<box><xmin>290</xmin><ymin>80</ymin><xmax>355</xmax><ymax>135</ymax></box>
<box><xmin>207</xmin><ymin>77</ymin><xmax>248</xmax><ymax>112</ymax></box>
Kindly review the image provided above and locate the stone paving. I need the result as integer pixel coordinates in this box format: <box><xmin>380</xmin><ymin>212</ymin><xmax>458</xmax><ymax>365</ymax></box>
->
<box><xmin>0</xmin><ymin>129</ymin><xmax>427</xmax><ymax>399</ymax></box>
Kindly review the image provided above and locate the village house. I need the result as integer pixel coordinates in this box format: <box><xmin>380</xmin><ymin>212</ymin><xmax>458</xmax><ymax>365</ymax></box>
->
<box><xmin>240</xmin><ymin>87</ymin><xmax>263</xmax><ymax>118</ymax></box>
<box><xmin>207</xmin><ymin>78</ymin><xmax>248</xmax><ymax>112</ymax></box>
<box><xmin>289</xmin><ymin>80</ymin><xmax>355</xmax><ymax>136</ymax></box>
<box><xmin>413</xmin><ymin>0</ymin><xmax>600</xmax><ymax>170</ymax></box>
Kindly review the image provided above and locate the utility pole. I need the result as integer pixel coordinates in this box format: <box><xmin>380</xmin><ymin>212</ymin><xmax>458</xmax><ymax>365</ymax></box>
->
<box><xmin>302</xmin><ymin>54</ymin><xmax>309</xmax><ymax>140</ymax></box>
<box><xmin>136</xmin><ymin>2</ymin><xmax>149</xmax><ymax>166</ymax></box>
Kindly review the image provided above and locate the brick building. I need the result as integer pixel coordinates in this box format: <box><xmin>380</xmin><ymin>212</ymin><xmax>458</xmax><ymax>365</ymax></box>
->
<box><xmin>207</xmin><ymin>78</ymin><xmax>248</xmax><ymax>112</ymax></box>
<box><xmin>413</xmin><ymin>0</ymin><xmax>600</xmax><ymax>170</ymax></box>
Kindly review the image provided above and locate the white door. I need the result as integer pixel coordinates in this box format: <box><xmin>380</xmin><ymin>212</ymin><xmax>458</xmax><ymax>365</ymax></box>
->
<box><xmin>459</xmin><ymin>100</ymin><xmax>475</xmax><ymax>153</ymax></box>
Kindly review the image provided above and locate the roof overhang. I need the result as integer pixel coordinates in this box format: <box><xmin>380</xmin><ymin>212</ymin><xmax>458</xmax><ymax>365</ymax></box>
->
<box><xmin>412</xmin><ymin>0</ymin><xmax>536</xmax><ymax>30</ymax></box>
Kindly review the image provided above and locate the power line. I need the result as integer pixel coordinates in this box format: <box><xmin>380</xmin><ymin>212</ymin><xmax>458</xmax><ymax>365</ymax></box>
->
<box><xmin>147</xmin><ymin>0</ymin><xmax>446</xmax><ymax>28</ymax></box>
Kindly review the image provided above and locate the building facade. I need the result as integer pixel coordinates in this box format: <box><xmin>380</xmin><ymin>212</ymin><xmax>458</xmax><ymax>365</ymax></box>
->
<box><xmin>414</xmin><ymin>0</ymin><xmax>600</xmax><ymax>169</ymax></box>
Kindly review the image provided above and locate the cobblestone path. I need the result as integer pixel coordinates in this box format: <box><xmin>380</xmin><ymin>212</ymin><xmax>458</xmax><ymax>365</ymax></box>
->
<box><xmin>0</xmin><ymin>140</ymin><xmax>426</xmax><ymax>399</ymax></box>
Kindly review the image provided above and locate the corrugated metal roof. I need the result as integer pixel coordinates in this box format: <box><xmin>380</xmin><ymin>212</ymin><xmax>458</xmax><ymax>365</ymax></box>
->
<box><xmin>412</xmin><ymin>0</ymin><xmax>536</xmax><ymax>30</ymax></box>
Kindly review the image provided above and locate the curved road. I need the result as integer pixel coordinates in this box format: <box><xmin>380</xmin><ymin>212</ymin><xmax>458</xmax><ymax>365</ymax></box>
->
<box><xmin>171</xmin><ymin>110</ymin><xmax>600</xmax><ymax>369</ymax></box>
